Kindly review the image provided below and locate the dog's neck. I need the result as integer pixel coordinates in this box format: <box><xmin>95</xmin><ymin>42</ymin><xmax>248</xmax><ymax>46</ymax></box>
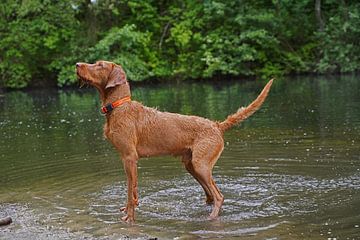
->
<box><xmin>101</xmin><ymin>82</ymin><xmax>131</xmax><ymax>105</ymax></box>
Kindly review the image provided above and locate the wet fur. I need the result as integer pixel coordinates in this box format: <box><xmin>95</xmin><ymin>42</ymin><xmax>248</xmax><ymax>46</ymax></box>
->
<box><xmin>76</xmin><ymin>60</ymin><xmax>273</xmax><ymax>223</ymax></box>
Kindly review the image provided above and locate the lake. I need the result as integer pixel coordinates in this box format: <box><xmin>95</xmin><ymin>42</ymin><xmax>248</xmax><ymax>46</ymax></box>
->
<box><xmin>0</xmin><ymin>75</ymin><xmax>359</xmax><ymax>239</ymax></box>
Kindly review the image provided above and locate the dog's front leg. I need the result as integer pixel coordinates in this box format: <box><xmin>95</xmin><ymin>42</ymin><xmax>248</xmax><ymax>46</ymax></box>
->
<box><xmin>121</xmin><ymin>152</ymin><xmax>138</xmax><ymax>223</ymax></box>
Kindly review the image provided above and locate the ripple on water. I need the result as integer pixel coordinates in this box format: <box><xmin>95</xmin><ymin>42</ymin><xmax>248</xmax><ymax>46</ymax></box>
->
<box><xmin>86</xmin><ymin>171</ymin><xmax>360</xmax><ymax>225</ymax></box>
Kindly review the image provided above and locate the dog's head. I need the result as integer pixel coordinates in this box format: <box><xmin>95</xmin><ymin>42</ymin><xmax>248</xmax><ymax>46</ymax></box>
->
<box><xmin>76</xmin><ymin>61</ymin><xmax>127</xmax><ymax>89</ymax></box>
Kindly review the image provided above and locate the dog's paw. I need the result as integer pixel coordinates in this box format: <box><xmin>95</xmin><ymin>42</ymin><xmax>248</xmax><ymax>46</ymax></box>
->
<box><xmin>121</xmin><ymin>215</ymin><xmax>135</xmax><ymax>224</ymax></box>
<box><xmin>207</xmin><ymin>214</ymin><xmax>219</xmax><ymax>221</ymax></box>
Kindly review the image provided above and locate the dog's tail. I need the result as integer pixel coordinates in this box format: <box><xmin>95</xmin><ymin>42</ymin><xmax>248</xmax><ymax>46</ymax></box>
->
<box><xmin>218</xmin><ymin>79</ymin><xmax>274</xmax><ymax>132</ymax></box>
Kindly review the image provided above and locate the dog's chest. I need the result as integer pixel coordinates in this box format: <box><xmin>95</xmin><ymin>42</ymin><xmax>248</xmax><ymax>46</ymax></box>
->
<box><xmin>103</xmin><ymin>117</ymin><xmax>132</xmax><ymax>142</ymax></box>
<box><xmin>103</xmin><ymin>121</ymin><xmax>111</xmax><ymax>139</ymax></box>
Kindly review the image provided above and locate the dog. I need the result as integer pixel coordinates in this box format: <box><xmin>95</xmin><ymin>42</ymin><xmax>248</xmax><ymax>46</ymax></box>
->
<box><xmin>76</xmin><ymin>60</ymin><xmax>273</xmax><ymax>223</ymax></box>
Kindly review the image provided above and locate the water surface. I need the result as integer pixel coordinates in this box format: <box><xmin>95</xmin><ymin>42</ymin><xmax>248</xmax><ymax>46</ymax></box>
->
<box><xmin>0</xmin><ymin>76</ymin><xmax>359</xmax><ymax>239</ymax></box>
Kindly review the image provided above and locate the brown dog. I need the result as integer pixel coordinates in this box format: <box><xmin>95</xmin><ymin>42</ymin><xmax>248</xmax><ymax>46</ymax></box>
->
<box><xmin>76</xmin><ymin>60</ymin><xmax>273</xmax><ymax>223</ymax></box>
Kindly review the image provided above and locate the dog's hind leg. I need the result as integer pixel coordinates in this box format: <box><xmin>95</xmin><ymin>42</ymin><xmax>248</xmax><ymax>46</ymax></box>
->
<box><xmin>182</xmin><ymin>150</ymin><xmax>214</xmax><ymax>204</ymax></box>
<box><xmin>191</xmin><ymin>138</ymin><xmax>224</xmax><ymax>219</ymax></box>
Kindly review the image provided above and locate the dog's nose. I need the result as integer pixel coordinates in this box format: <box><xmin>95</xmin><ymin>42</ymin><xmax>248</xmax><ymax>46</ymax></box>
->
<box><xmin>76</xmin><ymin>63</ymin><xmax>81</xmax><ymax>68</ymax></box>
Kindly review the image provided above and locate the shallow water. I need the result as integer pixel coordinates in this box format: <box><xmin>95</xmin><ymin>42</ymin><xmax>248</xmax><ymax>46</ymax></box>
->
<box><xmin>0</xmin><ymin>76</ymin><xmax>359</xmax><ymax>239</ymax></box>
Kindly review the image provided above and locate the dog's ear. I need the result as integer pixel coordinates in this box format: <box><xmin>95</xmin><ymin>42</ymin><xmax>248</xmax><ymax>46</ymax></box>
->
<box><xmin>106</xmin><ymin>64</ymin><xmax>127</xmax><ymax>89</ymax></box>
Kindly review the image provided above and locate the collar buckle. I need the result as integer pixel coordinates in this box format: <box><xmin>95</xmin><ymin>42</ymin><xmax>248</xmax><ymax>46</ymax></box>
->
<box><xmin>101</xmin><ymin>103</ymin><xmax>113</xmax><ymax>114</ymax></box>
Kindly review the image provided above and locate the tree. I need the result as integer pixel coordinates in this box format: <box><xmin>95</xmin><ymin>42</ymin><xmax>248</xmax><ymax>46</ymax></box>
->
<box><xmin>0</xmin><ymin>0</ymin><xmax>78</xmax><ymax>88</ymax></box>
<box><xmin>1</xmin><ymin>0</ymin><xmax>359</xmax><ymax>89</ymax></box>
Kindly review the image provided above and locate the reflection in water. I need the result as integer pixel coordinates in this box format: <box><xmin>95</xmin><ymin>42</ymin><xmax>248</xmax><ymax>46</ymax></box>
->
<box><xmin>0</xmin><ymin>75</ymin><xmax>359</xmax><ymax>239</ymax></box>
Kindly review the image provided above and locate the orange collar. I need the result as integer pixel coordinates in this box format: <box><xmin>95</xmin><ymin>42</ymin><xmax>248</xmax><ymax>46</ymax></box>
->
<box><xmin>101</xmin><ymin>96</ymin><xmax>131</xmax><ymax>114</ymax></box>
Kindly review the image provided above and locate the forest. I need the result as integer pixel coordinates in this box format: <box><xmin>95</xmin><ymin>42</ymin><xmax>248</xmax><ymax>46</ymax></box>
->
<box><xmin>0</xmin><ymin>0</ymin><xmax>359</xmax><ymax>89</ymax></box>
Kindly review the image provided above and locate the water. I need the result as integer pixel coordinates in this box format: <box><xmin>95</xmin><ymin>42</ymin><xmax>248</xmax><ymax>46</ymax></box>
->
<box><xmin>0</xmin><ymin>75</ymin><xmax>359</xmax><ymax>239</ymax></box>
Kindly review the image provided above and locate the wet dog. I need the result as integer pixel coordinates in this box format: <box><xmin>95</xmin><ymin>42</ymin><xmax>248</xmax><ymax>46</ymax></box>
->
<box><xmin>76</xmin><ymin>60</ymin><xmax>273</xmax><ymax>223</ymax></box>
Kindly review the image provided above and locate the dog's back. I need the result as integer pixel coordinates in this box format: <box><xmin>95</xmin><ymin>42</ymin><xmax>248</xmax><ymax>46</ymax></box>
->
<box><xmin>109</xmin><ymin>102</ymin><xmax>223</xmax><ymax>157</ymax></box>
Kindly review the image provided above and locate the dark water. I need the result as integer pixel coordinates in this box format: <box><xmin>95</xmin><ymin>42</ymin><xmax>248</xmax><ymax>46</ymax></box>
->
<box><xmin>0</xmin><ymin>76</ymin><xmax>359</xmax><ymax>239</ymax></box>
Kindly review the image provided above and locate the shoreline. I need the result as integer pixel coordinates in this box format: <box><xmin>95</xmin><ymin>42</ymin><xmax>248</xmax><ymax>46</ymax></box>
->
<box><xmin>1</xmin><ymin>71</ymin><xmax>359</xmax><ymax>92</ymax></box>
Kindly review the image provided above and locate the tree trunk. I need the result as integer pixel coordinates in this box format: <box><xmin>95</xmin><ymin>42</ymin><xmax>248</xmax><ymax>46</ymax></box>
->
<box><xmin>315</xmin><ymin>0</ymin><xmax>325</xmax><ymax>32</ymax></box>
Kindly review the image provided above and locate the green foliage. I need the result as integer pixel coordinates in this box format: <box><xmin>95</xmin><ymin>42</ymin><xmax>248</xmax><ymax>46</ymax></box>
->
<box><xmin>316</xmin><ymin>2</ymin><xmax>360</xmax><ymax>73</ymax></box>
<box><xmin>0</xmin><ymin>0</ymin><xmax>359</xmax><ymax>89</ymax></box>
<box><xmin>89</xmin><ymin>24</ymin><xmax>156</xmax><ymax>81</ymax></box>
<box><xmin>0</xmin><ymin>0</ymin><xmax>77</xmax><ymax>88</ymax></box>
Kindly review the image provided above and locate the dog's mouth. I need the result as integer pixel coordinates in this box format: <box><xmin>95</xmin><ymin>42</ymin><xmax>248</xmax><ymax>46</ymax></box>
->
<box><xmin>77</xmin><ymin>72</ymin><xmax>91</xmax><ymax>88</ymax></box>
<box><xmin>79</xmin><ymin>77</ymin><xmax>91</xmax><ymax>88</ymax></box>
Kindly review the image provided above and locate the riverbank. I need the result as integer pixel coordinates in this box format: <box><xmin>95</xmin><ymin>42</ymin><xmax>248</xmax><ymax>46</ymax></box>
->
<box><xmin>0</xmin><ymin>203</ymin><xmax>86</xmax><ymax>240</ymax></box>
<box><xmin>0</xmin><ymin>203</ymin><xmax>156</xmax><ymax>240</ymax></box>
<box><xmin>1</xmin><ymin>71</ymin><xmax>359</xmax><ymax>93</ymax></box>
